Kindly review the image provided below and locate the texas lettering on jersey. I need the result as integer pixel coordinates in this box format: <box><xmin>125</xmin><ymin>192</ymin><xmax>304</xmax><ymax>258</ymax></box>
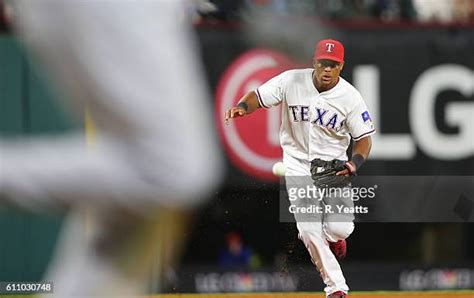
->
<box><xmin>256</xmin><ymin>68</ymin><xmax>375</xmax><ymax>161</ymax></box>
<box><xmin>288</xmin><ymin>105</ymin><xmax>345</xmax><ymax>132</ymax></box>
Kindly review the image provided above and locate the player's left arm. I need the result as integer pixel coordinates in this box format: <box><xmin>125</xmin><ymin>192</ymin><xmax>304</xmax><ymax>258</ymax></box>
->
<box><xmin>336</xmin><ymin>136</ymin><xmax>372</xmax><ymax>176</ymax></box>
<box><xmin>338</xmin><ymin>90</ymin><xmax>375</xmax><ymax>176</ymax></box>
<box><xmin>352</xmin><ymin>135</ymin><xmax>372</xmax><ymax>160</ymax></box>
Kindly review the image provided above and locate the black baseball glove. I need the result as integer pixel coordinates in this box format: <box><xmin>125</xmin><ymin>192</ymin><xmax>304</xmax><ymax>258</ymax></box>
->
<box><xmin>310</xmin><ymin>158</ymin><xmax>353</xmax><ymax>188</ymax></box>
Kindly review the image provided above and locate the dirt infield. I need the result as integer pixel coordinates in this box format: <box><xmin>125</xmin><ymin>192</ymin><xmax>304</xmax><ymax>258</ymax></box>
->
<box><xmin>157</xmin><ymin>291</ymin><xmax>474</xmax><ymax>298</ymax></box>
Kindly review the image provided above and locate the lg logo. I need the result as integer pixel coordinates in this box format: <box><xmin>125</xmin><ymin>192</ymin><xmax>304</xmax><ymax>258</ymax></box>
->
<box><xmin>355</xmin><ymin>65</ymin><xmax>474</xmax><ymax>160</ymax></box>
<box><xmin>215</xmin><ymin>49</ymin><xmax>292</xmax><ymax>180</ymax></box>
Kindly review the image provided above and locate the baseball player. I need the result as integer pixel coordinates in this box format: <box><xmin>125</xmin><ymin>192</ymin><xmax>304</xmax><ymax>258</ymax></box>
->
<box><xmin>1</xmin><ymin>0</ymin><xmax>221</xmax><ymax>296</ymax></box>
<box><xmin>225</xmin><ymin>39</ymin><xmax>374</xmax><ymax>297</ymax></box>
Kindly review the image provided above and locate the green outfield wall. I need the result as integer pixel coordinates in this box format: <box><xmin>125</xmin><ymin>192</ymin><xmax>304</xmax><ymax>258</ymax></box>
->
<box><xmin>0</xmin><ymin>36</ymin><xmax>72</xmax><ymax>281</ymax></box>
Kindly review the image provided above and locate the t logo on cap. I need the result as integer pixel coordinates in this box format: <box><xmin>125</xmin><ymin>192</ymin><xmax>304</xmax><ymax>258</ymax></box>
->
<box><xmin>314</xmin><ymin>39</ymin><xmax>344</xmax><ymax>63</ymax></box>
<box><xmin>325</xmin><ymin>43</ymin><xmax>335</xmax><ymax>53</ymax></box>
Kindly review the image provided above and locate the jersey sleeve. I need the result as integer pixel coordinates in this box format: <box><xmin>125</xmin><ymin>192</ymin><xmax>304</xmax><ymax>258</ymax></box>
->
<box><xmin>255</xmin><ymin>71</ymin><xmax>286</xmax><ymax>108</ymax></box>
<box><xmin>346</xmin><ymin>96</ymin><xmax>376</xmax><ymax>141</ymax></box>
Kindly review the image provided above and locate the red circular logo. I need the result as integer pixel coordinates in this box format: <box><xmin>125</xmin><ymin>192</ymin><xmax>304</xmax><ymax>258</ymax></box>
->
<box><xmin>215</xmin><ymin>49</ymin><xmax>296</xmax><ymax>181</ymax></box>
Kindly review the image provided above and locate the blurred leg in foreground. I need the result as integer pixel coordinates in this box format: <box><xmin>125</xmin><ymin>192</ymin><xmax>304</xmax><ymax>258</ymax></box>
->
<box><xmin>1</xmin><ymin>0</ymin><xmax>221</xmax><ymax>296</ymax></box>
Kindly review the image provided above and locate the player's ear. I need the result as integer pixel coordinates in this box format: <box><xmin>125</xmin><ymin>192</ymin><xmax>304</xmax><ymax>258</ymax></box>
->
<box><xmin>339</xmin><ymin>62</ymin><xmax>344</xmax><ymax>71</ymax></box>
<box><xmin>312</xmin><ymin>58</ymin><xmax>317</xmax><ymax>68</ymax></box>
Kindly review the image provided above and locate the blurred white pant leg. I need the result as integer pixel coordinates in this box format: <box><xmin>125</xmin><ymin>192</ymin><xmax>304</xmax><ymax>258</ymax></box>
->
<box><xmin>3</xmin><ymin>0</ymin><xmax>222</xmax><ymax>209</ymax></box>
<box><xmin>284</xmin><ymin>153</ymin><xmax>349</xmax><ymax>295</ymax></box>
<box><xmin>43</xmin><ymin>208</ymin><xmax>146</xmax><ymax>298</ymax></box>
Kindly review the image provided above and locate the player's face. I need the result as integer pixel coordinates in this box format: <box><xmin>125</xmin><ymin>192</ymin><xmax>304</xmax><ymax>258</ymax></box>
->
<box><xmin>313</xmin><ymin>59</ymin><xmax>343</xmax><ymax>91</ymax></box>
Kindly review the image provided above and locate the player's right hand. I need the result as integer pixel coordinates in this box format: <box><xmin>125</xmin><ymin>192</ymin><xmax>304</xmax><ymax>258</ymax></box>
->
<box><xmin>225</xmin><ymin>107</ymin><xmax>247</xmax><ymax>125</ymax></box>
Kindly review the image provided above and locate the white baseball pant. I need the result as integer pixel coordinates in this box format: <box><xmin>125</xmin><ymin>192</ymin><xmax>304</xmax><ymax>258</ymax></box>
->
<box><xmin>283</xmin><ymin>152</ymin><xmax>354</xmax><ymax>296</ymax></box>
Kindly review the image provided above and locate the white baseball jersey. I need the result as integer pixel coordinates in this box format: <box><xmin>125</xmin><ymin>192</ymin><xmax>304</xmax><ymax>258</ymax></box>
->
<box><xmin>256</xmin><ymin>68</ymin><xmax>375</xmax><ymax>162</ymax></box>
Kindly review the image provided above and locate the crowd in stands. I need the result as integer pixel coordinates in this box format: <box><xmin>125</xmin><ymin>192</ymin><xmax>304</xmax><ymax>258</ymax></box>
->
<box><xmin>1</xmin><ymin>1</ymin><xmax>473</xmax><ymax>30</ymax></box>
<box><xmin>194</xmin><ymin>0</ymin><xmax>474</xmax><ymax>23</ymax></box>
